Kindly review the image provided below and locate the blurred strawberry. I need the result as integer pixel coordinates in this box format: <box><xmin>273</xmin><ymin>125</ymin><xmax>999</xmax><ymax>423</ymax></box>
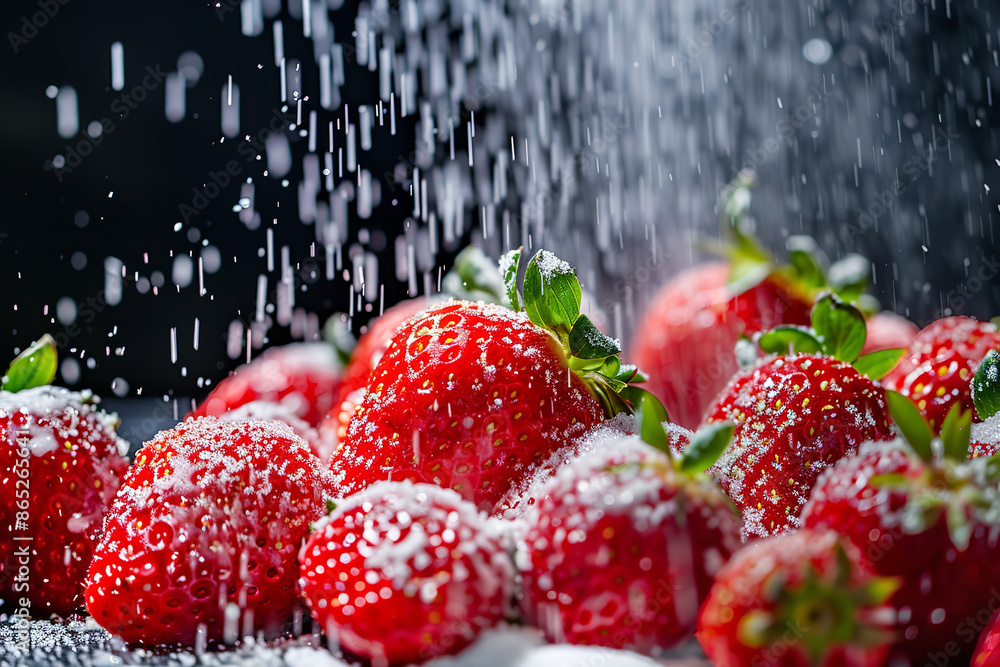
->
<box><xmin>0</xmin><ymin>336</ymin><xmax>129</xmax><ymax>616</ymax></box>
<box><xmin>216</xmin><ymin>399</ymin><xmax>332</xmax><ymax>463</ymax></box>
<box><xmin>803</xmin><ymin>391</ymin><xmax>1000</xmax><ymax>666</ymax></box>
<box><xmin>973</xmin><ymin>609</ymin><xmax>1000</xmax><ymax>667</ymax></box>
<box><xmin>861</xmin><ymin>311</ymin><xmax>918</xmax><ymax>355</ymax></box>
<box><xmin>192</xmin><ymin>342</ymin><xmax>342</xmax><ymax>428</ymax></box>
<box><xmin>300</xmin><ymin>481</ymin><xmax>510</xmax><ymax>664</ymax></box>
<box><xmin>697</xmin><ymin>529</ymin><xmax>897</xmax><ymax>667</ymax></box>
<box><xmin>86</xmin><ymin>418</ymin><xmax>331</xmax><ymax>646</ymax></box>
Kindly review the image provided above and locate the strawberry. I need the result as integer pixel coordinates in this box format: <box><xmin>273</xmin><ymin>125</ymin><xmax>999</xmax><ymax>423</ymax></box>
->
<box><xmin>85</xmin><ymin>417</ymin><xmax>331</xmax><ymax>646</ymax></box>
<box><xmin>630</xmin><ymin>175</ymin><xmax>885</xmax><ymax>430</ymax></box>
<box><xmin>319</xmin><ymin>298</ymin><xmax>430</xmax><ymax>454</ymax></box>
<box><xmin>696</xmin><ymin>529</ymin><xmax>897</xmax><ymax>667</ymax></box>
<box><xmin>882</xmin><ymin>316</ymin><xmax>1000</xmax><ymax>431</ymax></box>
<box><xmin>517</xmin><ymin>402</ymin><xmax>741</xmax><ymax>653</ymax></box>
<box><xmin>0</xmin><ymin>336</ymin><xmax>129</xmax><ymax>616</ymax></box>
<box><xmin>802</xmin><ymin>391</ymin><xmax>1000</xmax><ymax>666</ymax></box>
<box><xmin>973</xmin><ymin>609</ymin><xmax>1000</xmax><ymax>667</ymax></box>
<box><xmin>320</xmin><ymin>246</ymin><xmax>514</xmax><ymax>452</ymax></box>
<box><xmin>192</xmin><ymin>341</ymin><xmax>342</xmax><ymax>428</ymax></box>
<box><xmin>299</xmin><ymin>480</ymin><xmax>510</xmax><ymax>664</ymax></box>
<box><xmin>860</xmin><ymin>311</ymin><xmax>918</xmax><ymax>356</ymax></box>
<box><xmin>216</xmin><ymin>400</ymin><xmax>332</xmax><ymax>463</ymax></box>
<box><xmin>704</xmin><ymin>296</ymin><xmax>896</xmax><ymax>539</ymax></box>
<box><xmin>631</xmin><ymin>262</ymin><xmax>811</xmax><ymax>429</ymax></box>
<box><xmin>330</xmin><ymin>249</ymin><xmax>646</xmax><ymax>512</ymax></box>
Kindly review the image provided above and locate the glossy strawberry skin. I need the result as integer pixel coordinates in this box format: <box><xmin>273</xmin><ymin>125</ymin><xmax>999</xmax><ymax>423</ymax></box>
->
<box><xmin>697</xmin><ymin>529</ymin><xmax>891</xmax><ymax>667</ymax></box>
<box><xmin>193</xmin><ymin>342</ymin><xmax>342</xmax><ymax>427</ymax></box>
<box><xmin>518</xmin><ymin>436</ymin><xmax>741</xmax><ymax>653</ymax></box>
<box><xmin>319</xmin><ymin>298</ymin><xmax>429</xmax><ymax>452</ymax></box>
<box><xmin>300</xmin><ymin>481</ymin><xmax>510</xmax><ymax>664</ymax></box>
<box><xmin>0</xmin><ymin>387</ymin><xmax>129</xmax><ymax>616</ymax></box>
<box><xmin>883</xmin><ymin>316</ymin><xmax>1000</xmax><ymax>431</ymax></box>
<box><xmin>630</xmin><ymin>262</ymin><xmax>812</xmax><ymax>429</ymax></box>
<box><xmin>85</xmin><ymin>418</ymin><xmax>331</xmax><ymax>647</ymax></box>
<box><xmin>705</xmin><ymin>354</ymin><xmax>894</xmax><ymax>540</ymax></box>
<box><xmin>802</xmin><ymin>444</ymin><xmax>1000</xmax><ymax>666</ymax></box>
<box><xmin>331</xmin><ymin>300</ymin><xmax>604</xmax><ymax>512</ymax></box>
<box><xmin>973</xmin><ymin>609</ymin><xmax>1000</xmax><ymax>667</ymax></box>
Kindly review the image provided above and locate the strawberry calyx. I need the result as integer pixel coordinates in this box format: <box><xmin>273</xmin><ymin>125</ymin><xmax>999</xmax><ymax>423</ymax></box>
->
<box><xmin>2</xmin><ymin>334</ymin><xmax>58</xmax><ymax>393</ymax></box>
<box><xmin>718</xmin><ymin>170</ymin><xmax>877</xmax><ymax>313</ymax></box>
<box><xmin>502</xmin><ymin>247</ymin><xmax>653</xmax><ymax>419</ymax></box>
<box><xmin>758</xmin><ymin>293</ymin><xmax>905</xmax><ymax>380</ymax></box>
<box><xmin>972</xmin><ymin>349</ymin><xmax>1000</xmax><ymax>420</ymax></box>
<box><xmin>878</xmin><ymin>391</ymin><xmax>994</xmax><ymax>549</ymax></box>
<box><xmin>737</xmin><ymin>543</ymin><xmax>898</xmax><ymax>662</ymax></box>
<box><xmin>632</xmin><ymin>390</ymin><xmax>735</xmax><ymax>472</ymax></box>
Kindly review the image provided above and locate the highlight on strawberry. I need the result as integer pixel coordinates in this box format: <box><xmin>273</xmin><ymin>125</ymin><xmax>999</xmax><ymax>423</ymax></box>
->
<box><xmin>329</xmin><ymin>247</ymin><xmax>654</xmax><ymax>513</ymax></box>
<box><xmin>1</xmin><ymin>335</ymin><xmax>130</xmax><ymax>617</ymax></box>
<box><xmin>702</xmin><ymin>294</ymin><xmax>897</xmax><ymax>540</ymax></box>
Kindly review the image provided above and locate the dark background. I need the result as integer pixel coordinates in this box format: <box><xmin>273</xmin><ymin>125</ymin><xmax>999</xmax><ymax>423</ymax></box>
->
<box><xmin>0</xmin><ymin>0</ymin><xmax>998</xmax><ymax>423</ymax></box>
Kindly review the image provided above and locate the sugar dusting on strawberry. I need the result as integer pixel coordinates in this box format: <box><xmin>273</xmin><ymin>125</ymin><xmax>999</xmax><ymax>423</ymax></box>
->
<box><xmin>517</xmin><ymin>433</ymin><xmax>741</xmax><ymax>654</ymax></box>
<box><xmin>706</xmin><ymin>353</ymin><xmax>893</xmax><ymax>540</ymax></box>
<box><xmin>1</xmin><ymin>386</ymin><xmax>129</xmax><ymax>616</ymax></box>
<box><xmin>299</xmin><ymin>480</ymin><xmax>511</xmax><ymax>664</ymax></box>
<box><xmin>85</xmin><ymin>417</ymin><xmax>332</xmax><ymax>646</ymax></box>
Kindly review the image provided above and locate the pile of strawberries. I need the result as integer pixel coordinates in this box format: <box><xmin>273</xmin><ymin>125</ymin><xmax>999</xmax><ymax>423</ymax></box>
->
<box><xmin>5</xmin><ymin>237</ymin><xmax>1000</xmax><ymax>667</ymax></box>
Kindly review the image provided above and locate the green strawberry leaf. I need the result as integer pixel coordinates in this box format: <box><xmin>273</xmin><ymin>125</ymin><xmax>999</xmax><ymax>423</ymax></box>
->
<box><xmin>852</xmin><ymin>348</ymin><xmax>905</xmax><ymax>381</ymax></box>
<box><xmin>443</xmin><ymin>245</ymin><xmax>510</xmax><ymax>305</ymax></box>
<box><xmin>325</xmin><ymin>499</ymin><xmax>338</xmax><ymax>514</ymax></box>
<box><xmin>811</xmin><ymin>294</ymin><xmax>867</xmax><ymax>363</ymax></box>
<box><xmin>885</xmin><ymin>390</ymin><xmax>934</xmax><ymax>462</ymax></box>
<box><xmin>522</xmin><ymin>250</ymin><xmax>581</xmax><ymax>341</ymax></box>
<box><xmin>827</xmin><ymin>254</ymin><xmax>870</xmax><ymax>304</ymax></box>
<box><xmin>569</xmin><ymin>314</ymin><xmax>622</xmax><ymax>360</ymax></box>
<box><xmin>3</xmin><ymin>335</ymin><xmax>58</xmax><ymax>393</ymax></box>
<box><xmin>972</xmin><ymin>349</ymin><xmax>1000</xmax><ymax>420</ymax></box>
<box><xmin>758</xmin><ymin>326</ymin><xmax>824</xmax><ymax>356</ymax></box>
<box><xmin>632</xmin><ymin>389</ymin><xmax>671</xmax><ymax>453</ymax></box>
<box><xmin>786</xmin><ymin>236</ymin><xmax>828</xmax><ymax>290</ymax></box>
<box><xmin>499</xmin><ymin>248</ymin><xmax>522</xmax><ymax>311</ymax></box>
<box><xmin>616</xmin><ymin>364</ymin><xmax>644</xmax><ymax>383</ymax></box>
<box><xmin>322</xmin><ymin>313</ymin><xmax>357</xmax><ymax>367</ymax></box>
<box><xmin>679</xmin><ymin>422</ymin><xmax>735</xmax><ymax>473</ymax></box>
<box><xmin>939</xmin><ymin>403</ymin><xmax>973</xmax><ymax>461</ymax></box>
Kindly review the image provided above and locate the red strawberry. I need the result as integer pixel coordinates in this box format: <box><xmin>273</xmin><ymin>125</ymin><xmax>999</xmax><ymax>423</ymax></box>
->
<box><xmin>495</xmin><ymin>414</ymin><xmax>693</xmax><ymax>520</ymax></box>
<box><xmin>216</xmin><ymin>400</ymin><xmax>332</xmax><ymax>463</ymax></box>
<box><xmin>0</xmin><ymin>336</ymin><xmax>129</xmax><ymax>617</ymax></box>
<box><xmin>85</xmin><ymin>417</ymin><xmax>331</xmax><ymax>646</ymax></box>
<box><xmin>319</xmin><ymin>298</ymin><xmax>429</xmax><ymax>453</ymax></box>
<box><xmin>697</xmin><ymin>529</ymin><xmax>896</xmax><ymax>667</ymax></box>
<box><xmin>1</xmin><ymin>388</ymin><xmax>129</xmax><ymax>616</ymax></box>
<box><xmin>883</xmin><ymin>316</ymin><xmax>1000</xmax><ymax>431</ymax></box>
<box><xmin>299</xmin><ymin>481</ymin><xmax>510</xmax><ymax>664</ymax></box>
<box><xmin>706</xmin><ymin>353</ymin><xmax>893</xmax><ymax>539</ymax></box>
<box><xmin>631</xmin><ymin>262</ymin><xmax>811</xmax><ymax>429</ymax></box>
<box><xmin>801</xmin><ymin>397</ymin><xmax>1000</xmax><ymax>666</ymax></box>
<box><xmin>973</xmin><ymin>609</ymin><xmax>1000</xmax><ymax>667</ymax></box>
<box><xmin>517</xmin><ymin>423</ymin><xmax>742</xmax><ymax>653</ymax></box>
<box><xmin>192</xmin><ymin>342</ymin><xmax>342</xmax><ymax>427</ymax></box>
<box><xmin>860</xmin><ymin>311</ymin><xmax>918</xmax><ymax>356</ymax></box>
<box><xmin>331</xmin><ymin>249</ymin><xmax>642</xmax><ymax>512</ymax></box>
